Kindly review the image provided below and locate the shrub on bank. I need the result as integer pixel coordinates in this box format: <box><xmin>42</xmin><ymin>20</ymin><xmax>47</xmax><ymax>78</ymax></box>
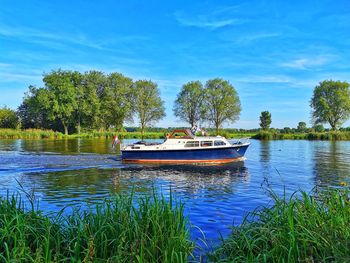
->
<box><xmin>0</xmin><ymin>193</ymin><xmax>194</xmax><ymax>262</ymax></box>
<box><xmin>209</xmin><ymin>188</ymin><xmax>350</xmax><ymax>262</ymax></box>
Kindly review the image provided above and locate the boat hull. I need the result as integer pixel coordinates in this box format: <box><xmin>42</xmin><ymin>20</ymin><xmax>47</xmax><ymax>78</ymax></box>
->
<box><xmin>121</xmin><ymin>144</ymin><xmax>249</xmax><ymax>164</ymax></box>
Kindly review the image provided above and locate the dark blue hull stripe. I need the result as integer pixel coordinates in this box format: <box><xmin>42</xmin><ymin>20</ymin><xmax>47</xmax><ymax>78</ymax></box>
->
<box><xmin>121</xmin><ymin>145</ymin><xmax>249</xmax><ymax>161</ymax></box>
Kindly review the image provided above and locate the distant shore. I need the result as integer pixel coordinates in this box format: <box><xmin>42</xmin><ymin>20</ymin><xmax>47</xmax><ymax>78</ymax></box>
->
<box><xmin>1</xmin><ymin>128</ymin><xmax>350</xmax><ymax>141</ymax></box>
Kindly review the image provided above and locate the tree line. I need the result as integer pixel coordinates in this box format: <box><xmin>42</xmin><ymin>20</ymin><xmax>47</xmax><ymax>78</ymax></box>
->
<box><xmin>259</xmin><ymin>80</ymin><xmax>350</xmax><ymax>132</ymax></box>
<box><xmin>0</xmin><ymin>70</ymin><xmax>241</xmax><ymax>135</ymax></box>
<box><xmin>1</xmin><ymin>74</ymin><xmax>349</xmax><ymax>134</ymax></box>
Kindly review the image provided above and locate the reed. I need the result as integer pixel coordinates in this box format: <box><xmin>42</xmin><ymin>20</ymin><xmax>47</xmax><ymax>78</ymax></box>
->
<box><xmin>0</xmin><ymin>129</ymin><xmax>63</xmax><ymax>139</ymax></box>
<box><xmin>252</xmin><ymin>131</ymin><xmax>350</xmax><ymax>140</ymax></box>
<box><xmin>209</xmin><ymin>188</ymin><xmax>350</xmax><ymax>262</ymax></box>
<box><xmin>0</xmin><ymin>193</ymin><xmax>194</xmax><ymax>262</ymax></box>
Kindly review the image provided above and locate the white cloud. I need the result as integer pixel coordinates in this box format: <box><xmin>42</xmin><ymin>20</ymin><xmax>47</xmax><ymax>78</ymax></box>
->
<box><xmin>236</xmin><ymin>32</ymin><xmax>281</xmax><ymax>43</ymax></box>
<box><xmin>174</xmin><ymin>10</ymin><xmax>243</xmax><ymax>30</ymax></box>
<box><xmin>281</xmin><ymin>56</ymin><xmax>332</xmax><ymax>70</ymax></box>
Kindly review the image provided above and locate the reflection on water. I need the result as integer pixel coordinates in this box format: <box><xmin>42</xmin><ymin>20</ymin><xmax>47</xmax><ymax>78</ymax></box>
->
<box><xmin>1</xmin><ymin>139</ymin><xmax>350</xmax><ymax>243</ymax></box>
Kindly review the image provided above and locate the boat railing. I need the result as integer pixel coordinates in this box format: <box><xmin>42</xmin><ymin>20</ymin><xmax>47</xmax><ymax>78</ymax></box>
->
<box><xmin>228</xmin><ymin>137</ymin><xmax>250</xmax><ymax>145</ymax></box>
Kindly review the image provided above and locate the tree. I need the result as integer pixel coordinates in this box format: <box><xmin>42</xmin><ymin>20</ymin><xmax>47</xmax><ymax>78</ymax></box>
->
<box><xmin>0</xmin><ymin>107</ymin><xmax>19</xmax><ymax>128</ymax></box>
<box><xmin>133</xmin><ymin>80</ymin><xmax>165</xmax><ymax>139</ymax></box>
<box><xmin>314</xmin><ymin>124</ymin><xmax>325</xmax><ymax>132</ymax></box>
<box><xmin>310</xmin><ymin>80</ymin><xmax>350</xmax><ymax>131</ymax></box>
<box><xmin>259</xmin><ymin>111</ymin><xmax>272</xmax><ymax>130</ymax></box>
<box><xmin>18</xmin><ymin>86</ymin><xmax>50</xmax><ymax>129</ymax></box>
<box><xmin>74</xmin><ymin>71</ymin><xmax>101</xmax><ymax>134</ymax></box>
<box><xmin>173</xmin><ymin>81</ymin><xmax>205</xmax><ymax>127</ymax></box>
<box><xmin>43</xmin><ymin>70</ymin><xmax>78</xmax><ymax>135</ymax></box>
<box><xmin>203</xmin><ymin>78</ymin><xmax>241</xmax><ymax>134</ymax></box>
<box><xmin>297</xmin><ymin>121</ymin><xmax>307</xmax><ymax>132</ymax></box>
<box><xmin>100</xmin><ymin>73</ymin><xmax>133</xmax><ymax>130</ymax></box>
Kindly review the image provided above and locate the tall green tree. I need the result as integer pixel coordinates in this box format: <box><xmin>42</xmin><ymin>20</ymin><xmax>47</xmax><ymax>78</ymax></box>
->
<box><xmin>0</xmin><ymin>107</ymin><xmax>19</xmax><ymax>129</ymax></box>
<box><xmin>82</xmin><ymin>71</ymin><xmax>107</xmax><ymax>130</ymax></box>
<box><xmin>100</xmin><ymin>73</ymin><xmax>133</xmax><ymax>130</ymax></box>
<box><xmin>73</xmin><ymin>71</ymin><xmax>101</xmax><ymax>134</ymax></box>
<box><xmin>173</xmin><ymin>81</ymin><xmax>205</xmax><ymax>127</ymax></box>
<box><xmin>43</xmin><ymin>70</ymin><xmax>78</xmax><ymax>135</ymax></box>
<box><xmin>259</xmin><ymin>111</ymin><xmax>272</xmax><ymax>130</ymax></box>
<box><xmin>310</xmin><ymin>80</ymin><xmax>350</xmax><ymax>131</ymax></box>
<box><xmin>133</xmin><ymin>80</ymin><xmax>165</xmax><ymax>139</ymax></box>
<box><xmin>297</xmin><ymin>121</ymin><xmax>307</xmax><ymax>132</ymax></box>
<box><xmin>18</xmin><ymin>86</ymin><xmax>50</xmax><ymax>129</ymax></box>
<box><xmin>203</xmin><ymin>78</ymin><xmax>241</xmax><ymax>134</ymax></box>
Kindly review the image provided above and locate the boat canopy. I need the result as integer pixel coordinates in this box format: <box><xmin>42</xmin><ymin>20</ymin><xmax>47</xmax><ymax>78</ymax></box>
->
<box><xmin>168</xmin><ymin>129</ymin><xmax>194</xmax><ymax>139</ymax></box>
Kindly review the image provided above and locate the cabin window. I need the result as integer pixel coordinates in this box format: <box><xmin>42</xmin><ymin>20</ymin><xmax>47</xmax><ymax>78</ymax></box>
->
<box><xmin>201</xmin><ymin>141</ymin><xmax>213</xmax><ymax>147</ymax></box>
<box><xmin>184</xmin><ymin>141</ymin><xmax>200</xmax><ymax>147</ymax></box>
<box><xmin>214</xmin><ymin>140</ymin><xmax>226</xmax><ymax>146</ymax></box>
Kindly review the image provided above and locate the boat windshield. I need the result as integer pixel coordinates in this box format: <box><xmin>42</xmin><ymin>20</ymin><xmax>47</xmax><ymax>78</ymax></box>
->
<box><xmin>214</xmin><ymin>140</ymin><xmax>226</xmax><ymax>146</ymax></box>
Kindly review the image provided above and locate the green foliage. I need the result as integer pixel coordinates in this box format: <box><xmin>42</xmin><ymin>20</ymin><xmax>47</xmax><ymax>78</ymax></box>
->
<box><xmin>209</xmin><ymin>188</ymin><xmax>350</xmax><ymax>262</ymax></box>
<box><xmin>173</xmin><ymin>81</ymin><xmax>205</xmax><ymax>127</ymax></box>
<box><xmin>0</xmin><ymin>107</ymin><xmax>19</xmax><ymax>129</ymax></box>
<box><xmin>99</xmin><ymin>72</ymin><xmax>134</xmax><ymax>130</ymax></box>
<box><xmin>203</xmin><ymin>78</ymin><xmax>241</xmax><ymax>134</ymax></box>
<box><xmin>259</xmin><ymin>111</ymin><xmax>271</xmax><ymax>130</ymax></box>
<box><xmin>0</xmin><ymin>193</ymin><xmax>194</xmax><ymax>262</ymax></box>
<box><xmin>0</xmin><ymin>129</ymin><xmax>63</xmax><ymax>139</ymax></box>
<box><xmin>133</xmin><ymin>80</ymin><xmax>166</xmax><ymax>138</ymax></box>
<box><xmin>310</xmin><ymin>80</ymin><xmax>350</xmax><ymax>130</ymax></box>
<box><xmin>313</xmin><ymin>124</ymin><xmax>325</xmax><ymax>132</ymax></box>
<box><xmin>42</xmin><ymin>70</ymin><xmax>79</xmax><ymax>135</ymax></box>
<box><xmin>297</xmin><ymin>121</ymin><xmax>307</xmax><ymax>132</ymax></box>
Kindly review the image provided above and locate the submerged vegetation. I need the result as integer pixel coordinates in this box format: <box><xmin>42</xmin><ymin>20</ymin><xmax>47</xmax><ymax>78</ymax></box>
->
<box><xmin>210</xmin><ymin>188</ymin><xmax>350</xmax><ymax>262</ymax></box>
<box><xmin>0</xmin><ymin>193</ymin><xmax>194</xmax><ymax>262</ymax></box>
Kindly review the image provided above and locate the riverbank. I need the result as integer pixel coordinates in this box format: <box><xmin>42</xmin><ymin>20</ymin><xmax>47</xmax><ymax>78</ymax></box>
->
<box><xmin>252</xmin><ymin>130</ymin><xmax>350</xmax><ymax>140</ymax></box>
<box><xmin>209</xmin><ymin>188</ymin><xmax>350</xmax><ymax>262</ymax></box>
<box><xmin>2</xmin><ymin>128</ymin><xmax>350</xmax><ymax>141</ymax></box>
<box><xmin>0</xmin><ymin>193</ymin><xmax>193</xmax><ymax>262</ymax></box>
<box><xmin>1</xmin><ymin>188</ymin><xmax>349</xmax><ymax>262</ymax></box>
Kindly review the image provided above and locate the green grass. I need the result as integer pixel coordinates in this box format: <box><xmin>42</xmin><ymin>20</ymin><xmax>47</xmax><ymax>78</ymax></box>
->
<box><xmin>0</xmin><ymin>128</ymin><xmax>64</xmax><ymax>139</ymax></box>
<box><xmin>252</xmin><ymin>131</ymin><xmax>350</xmax><ymax>140</ymax></box>
<box><xmin>0</xmin><ymin>192</ymin><xmax>194</xmax><ymax>262</ymax></box>
<box><xmin>209</xmin><ymin>188</ymin><xmax>350</xmax><ymax>262</ymax></box>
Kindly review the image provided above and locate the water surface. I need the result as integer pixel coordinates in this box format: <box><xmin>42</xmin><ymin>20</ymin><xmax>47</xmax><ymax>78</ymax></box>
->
<box><xmin>1</xmin><ymin>138</ymin><xmax>349</xmax><ymax>244</ymax></box>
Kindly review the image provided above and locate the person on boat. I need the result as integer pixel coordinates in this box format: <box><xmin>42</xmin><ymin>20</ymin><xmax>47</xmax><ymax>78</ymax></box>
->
<box><xmin>112</xmin><ymin>135</ymin><xmax>119</xmax><ymax>148</ymax></box>
<box><xmin>190</xmin><ymin>125</ymin><xmax>198</xmax><ymax>136</ymax></box>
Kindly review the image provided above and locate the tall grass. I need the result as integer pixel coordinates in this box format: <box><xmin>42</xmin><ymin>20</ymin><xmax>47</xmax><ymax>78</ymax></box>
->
<box><xmin>253</xmin><ymin>131</ymin><xmax>350</xmax><ymax>140</ymax></box>
<box><xmin>209</xmin><ymin>188</ymin><xmax>350</xmax><ymax>262</ymax></box>
<box><xmin>0</xmin><ymin>129</ymin><xmax>63</xmax><ymax>139</ymax></box>
<box><xmin>0</xmin><ymin>193</ymin><xmax>194</xmax><ymax>262</ymax></box>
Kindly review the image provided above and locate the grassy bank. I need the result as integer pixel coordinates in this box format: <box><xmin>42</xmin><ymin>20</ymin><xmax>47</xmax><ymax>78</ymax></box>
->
<box><xmin>209</xmin><ymin>188</ymin><xmax>350</xmax><ymax>262</ymax></box>
<box><xmin>3</xmin><ymin>128</ymin><xmax>350</xmax><ymax>141</ymax></box>
<box><xmin>0</xmin><ymin>129</ymin><xmax>64</xmax><ymax>139</ymax></box>
<box><xmin>252</xmin><ymin>130</ymin><xmax>350</xmax><ymax>140</ymax></box>
<box><xmin>0</xmin><ymin>193</ymin><xmax>194</xmax><ymax>262</ymax></box>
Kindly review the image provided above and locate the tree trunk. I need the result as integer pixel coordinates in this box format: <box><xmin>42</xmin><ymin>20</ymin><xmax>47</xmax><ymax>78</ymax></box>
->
<box><xmin>77</xmin><ymin>121</ymin><xmax>81</xmax><ymax>135</ymax></box>
<box><xmin>62</xmin><ymin>122</ymin><xmax>68</xmax><ymax>136</ymax></box>
<box><xmin>216</xmin><ymin>125</ymin><xmax>219</xmax><ymax>135</ymax></box>
<box><xmin>141</xmin><ymin>126</ymin><xmax>144</xmax><ymax>140</ymax></box>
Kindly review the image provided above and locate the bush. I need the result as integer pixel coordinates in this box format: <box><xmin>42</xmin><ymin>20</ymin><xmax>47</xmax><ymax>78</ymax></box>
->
<box><xmin>0</xmin><ymin>107</ymin><xmax>19</xmax><ymax>129</ymax></box>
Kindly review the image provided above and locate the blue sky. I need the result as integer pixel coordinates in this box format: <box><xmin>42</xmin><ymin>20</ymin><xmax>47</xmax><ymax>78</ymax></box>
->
<box><xmin>1</xmin><ymin>0</ymin><xmax>350</xmax><ymax>128</ymax></box>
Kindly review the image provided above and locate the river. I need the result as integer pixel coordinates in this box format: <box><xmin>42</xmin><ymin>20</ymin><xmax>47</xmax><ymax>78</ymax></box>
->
<box><xmin>0</xmin><ymin>138</ymin><xmax>349</xmax><ymax>245</ymax></box>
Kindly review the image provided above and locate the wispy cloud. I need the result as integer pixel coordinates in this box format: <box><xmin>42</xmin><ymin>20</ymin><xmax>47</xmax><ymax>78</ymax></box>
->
<box><xmin>174</xmin><ymin>10</ymin><xmax>243</xmax><ymax>30</ymax></box>
<box><xmin>281</xmin><ymin>55</ymin><xmax>332</xmax><ymax>70</ymax></box>
<box><xmin>0</xmin><ymin>24</ymin><xmax>107</xmax><ymax>50</ymax></box>
<box><xmin>236</xmin><ymin>32</ymin><xmax>281</xmax><ymax>43</ymax></box>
